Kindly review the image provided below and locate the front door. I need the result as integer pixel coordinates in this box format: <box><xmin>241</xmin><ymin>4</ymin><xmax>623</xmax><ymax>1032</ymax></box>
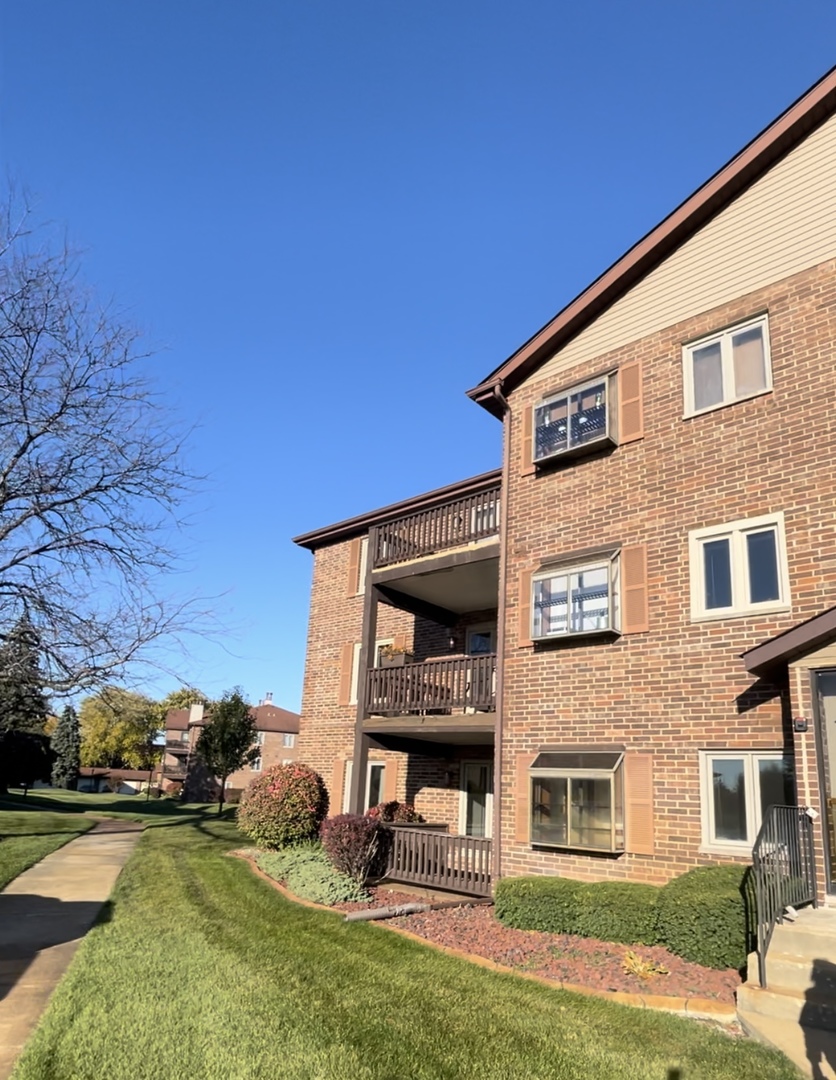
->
<box><xmin>814</xmin><ymin>670</ymin><xmax>836</xmax><ymax>892</ymax></box>
<box><xmin>460</xmin><ymin>761</ymin><xmax>493</xmax><ymax>838</ymax></box>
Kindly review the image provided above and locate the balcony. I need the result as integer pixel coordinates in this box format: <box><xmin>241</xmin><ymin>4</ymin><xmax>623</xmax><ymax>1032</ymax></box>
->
<box><xmin>165</xmin><ymin>740</ymin><xmax>190</xmax><ymax>754</ymax></box>
<box><xmin>383</xmin><ymin>826</ymin><xmax>492</xmax><ymax>897</ymax></box>
<box><xmin>162</xmin><ymin>763</ymin><xmax>187</xmax><ymax>779</ymax></box>
<box><xmin>365</xmin><ymin>654</ymin><xmax>496</xmax><ymax>717</ymax></box>
<box><xmin>372</xmin><ymin>483</ymin><xmax>500</xmax><ymax>569</ymax></box>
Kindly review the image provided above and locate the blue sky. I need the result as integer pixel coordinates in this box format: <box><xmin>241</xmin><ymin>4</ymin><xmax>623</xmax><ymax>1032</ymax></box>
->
<box><xmin>1</xmin><ymin>2</ymin><xmax>835</xmax><ymax>709</ymax></box>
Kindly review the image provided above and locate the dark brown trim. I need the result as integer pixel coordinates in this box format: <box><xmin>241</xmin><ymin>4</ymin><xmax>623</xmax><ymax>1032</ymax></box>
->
<box><xmin>293</xmin><ymin>469</ymin><xmax>501</xmax><ymax>550</ymax></box>
<box><xmin>376</xmin><ymin>584</ymin><xmax>458</xmax><ymax>628</ymax></box>
<box><xmin>742</xmin><ymin>604</ymin><xmax>836</xmax><ymax>675</ymax></box>
<box><xmin>371</xmin><ymin>540</ymin><xmax>499</xmax><ymax>585</ymax></box>
<box><xmin>467</xmin><ymin>64</ymin><xmax>836</xmax><ymax>417</ymax></box>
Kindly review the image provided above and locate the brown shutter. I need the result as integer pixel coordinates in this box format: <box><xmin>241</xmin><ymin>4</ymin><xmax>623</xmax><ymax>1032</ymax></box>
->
<box><xmin>625</xmin><ymin>752</ymin><xmax>654</xmax><ymax>855</ymax></box>
<box><xmin>392</xmin><ymin>633</ymin><xmax>407</xmax><ymax>653</ymax></box>
<box><xmin>515</xmin><ymin>753</ymin><xmax>536</xmax><ymax>842</ymax></box>
<box><xmin>346</xmin><ymin>538</ymin><xmax>361</xmax><ymax>596</ymax></box>
<box><xmin>520</xmin><ymin>405</ymin><xmax>536</xmax><ymax>476</ymax></box>
<box><xmin>331</xmin><ymin>757</ymin><xmax>347</xmax><ymax>815</ymax></box>
<box><xmin>618</xmin><ymin>361</ymin><xmax>644</xmax><ymax>444</ymax></box>
<box><xmin>621</xmin><ymin>544</ymin><xmax>649</xmax><ymax>634</ymax></box>
<box><xmin>382</xmin><ymin>757</ymin><xmax>399</xmax><ymax>802</ymax></box>
<box><xmin>337</xmin><ymin>642</ymin><xmax>355</xmax><ymax>706</ymax></box>
<box><xmin>518</xmin><ymin>569</ymin><xmax>533</xmax><ymax>648</ymax></box>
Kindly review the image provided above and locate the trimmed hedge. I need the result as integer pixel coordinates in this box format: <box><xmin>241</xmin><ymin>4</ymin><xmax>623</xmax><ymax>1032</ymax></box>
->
<box><xmin>495</xmin><ymin>866</ymin><xmax>754</xmax><ymax>970</ymax></box>
<box><xmin>575</xmin><ymin>881</ymin><xmax>659</xmax><ymax>945</ymax></box>
<box><xmin>656</xmin><ymin>865</ymin><xmax>754</xmax><ymax>971</ymax></box>
<box><xmin>237</xmin><ymin>763</ymin><xmax>329</xmax><ymax>849</ymax></box>
<box><xmin>256</xmin><ymin>843</ymin><xmax>370</xmax><ymax>905</ymax></box>
<box><xmin>494</xmin><ymin>875</ymin><xmax>583</xmax><ymax>934</ymax></box>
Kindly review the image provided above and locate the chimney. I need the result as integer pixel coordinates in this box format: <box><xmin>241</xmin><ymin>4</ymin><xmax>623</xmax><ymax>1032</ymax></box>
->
<box><xmin>188</xmin><ymin>702</ymin><xmax>204</xmax><ymax>725</ymax></box>
<box><xmin>262</xmin><ymin>692</ymin><xmax>273</xmax><ymax>706</ymax></box>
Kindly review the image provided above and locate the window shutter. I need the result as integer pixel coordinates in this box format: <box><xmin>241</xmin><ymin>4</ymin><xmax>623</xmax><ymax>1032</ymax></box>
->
<box><xmin>515</xmin><ymin>753</ymin><xmax>536</xmax><ymax>842</ymax></box>
<box><xmin>346</xmin><ymin>538</ymin><xmax>361</xmax><ymax>596</ymax></box>
<box><xmin>338</xmin><ymin>642</ymin><xmax>355</xmax><ymax>706</ymax></box>
<box><xmin>618</xmin><ymin>361</ymin><xmax>644</xmax><ymax>444</ymax></box>
<box><xmin>621</xmin><ymin>544</ymin><xmax>649</xmax><ymax>634</ymax></box>
<box><xmin>331</xmin><ymin>757</ymin><xmax>347</xmax><ymax>815</ymax></box>
<box><xmin>392</xmin><ymin>633</ymin><xmax>407</xmax><ymax>653</ymax></box>
<box><xmin>383</xmin><ymin>758</ymin><xmax>398</xmax><ymax>802</ymax></box>
<box><xmin>518</xmin><ymin>569</ymin><xmax>533</xmax><ymax>647</ymax></box>
<box><xmin>520</xmin><ymin>405</ymin><xmax>536</xmax><ymax>476</ymax></box>
<box><xmin>625</xmin><ymin>752</ymin><xmax>655</xmax><ymax>855</ymax></box>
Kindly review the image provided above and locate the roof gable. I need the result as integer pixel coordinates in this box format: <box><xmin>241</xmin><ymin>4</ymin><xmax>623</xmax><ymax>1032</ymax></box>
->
<box><xmin>468</xmin><ymin>65</ymin><xmax>836</xmax><ymax>416</ymax></box>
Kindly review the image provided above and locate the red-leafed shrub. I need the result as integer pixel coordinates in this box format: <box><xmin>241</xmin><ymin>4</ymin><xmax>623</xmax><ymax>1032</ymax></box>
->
<box><xmin>320</xmin><ymin>814</ymin><xmax>382</xmax><ymax>883</ymax></box>
<box><xmin>367</xmin><ymin>800</ymin><xmax>424</xmax><ymax>823</ymax></box>
<box><xmin>237</xmin><ymin>763</ymin><xmax>329</xmax><ymax>849</ymax></box>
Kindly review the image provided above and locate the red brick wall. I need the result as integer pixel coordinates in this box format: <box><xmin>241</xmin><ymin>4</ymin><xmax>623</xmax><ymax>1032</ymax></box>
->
<box><xmin>500</xmin><ymin>257</ymin><xmax>836</xmax><ymax>883</ymax></box>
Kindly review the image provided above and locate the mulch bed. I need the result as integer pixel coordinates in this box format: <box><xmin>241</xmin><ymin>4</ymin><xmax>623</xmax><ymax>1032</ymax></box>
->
<box><xmin>337</xmin><ymin>890</ymin><xmax>741</xmax><ymax>1005</ymax></box>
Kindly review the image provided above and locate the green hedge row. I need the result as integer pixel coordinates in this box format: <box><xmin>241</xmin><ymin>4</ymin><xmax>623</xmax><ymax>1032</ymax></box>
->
<box><xmin>494</xmin><ymin>865</ymin><xmax>754</xmax><ymax>969</ymax></box>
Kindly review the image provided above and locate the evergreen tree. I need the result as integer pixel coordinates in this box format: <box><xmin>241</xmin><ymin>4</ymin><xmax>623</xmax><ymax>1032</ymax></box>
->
<box><xmin>0</xmin><ymin>615</ymin><xmax>49</xmax><ymax>737</ymax></box>
<box><xmin>195</xmin><ymin>688</ymin><xmax>259</xmax><ymax>815</ymax></box>
<box><xmin>51</xmin><ymin>704</ymin><xmax>81</xmax><ymax>789</ymax></box>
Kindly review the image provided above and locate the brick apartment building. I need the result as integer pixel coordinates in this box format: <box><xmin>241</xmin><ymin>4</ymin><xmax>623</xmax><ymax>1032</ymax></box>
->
<box><xmin>293</xmin><ymin>67</ymin><xmax>836</xmax><ymax>900</ymax></box>
<box><xmin>162</xmin><ymin>696</ymin><xmax>300</xmax><ymax>799</ymax></box>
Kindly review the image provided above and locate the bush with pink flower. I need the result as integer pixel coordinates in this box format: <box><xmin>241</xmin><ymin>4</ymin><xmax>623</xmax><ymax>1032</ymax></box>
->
<box><xmin>366</xmin><ymin>800</ymin><xmax>424</xmax><ymax>823</ymax></box>
<box><xmin>237</xmin><ymin>763</ymin><xmax>329</xmax><ymax>849</ymax></box>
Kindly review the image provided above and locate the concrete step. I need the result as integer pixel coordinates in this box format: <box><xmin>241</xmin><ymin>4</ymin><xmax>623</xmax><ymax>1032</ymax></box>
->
<box><xmin>747</xmin><ymin>951</ymin><xmax>836</xmax><ymax>995</ymax></box>
<box><xmin>738</xmin><ymin>983</ymin><xmax>836</xmax><ymax>1032</ymax></box>
<box><xmin>771</xmin><ymin>910</ymin><xmax>836</xmax><ymax>957</ymax></box>
<box><xmin>739</xmin><ymin>1010</ymin><xmax>836</xmax><ymax>1079</ymax></box>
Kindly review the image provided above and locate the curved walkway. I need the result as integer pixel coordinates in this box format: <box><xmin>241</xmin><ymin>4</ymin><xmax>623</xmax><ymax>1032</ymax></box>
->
<box><xmin>0</xmin><ymin>818</ymin><xmax>143</xmax><ymax>1079</ymax></box>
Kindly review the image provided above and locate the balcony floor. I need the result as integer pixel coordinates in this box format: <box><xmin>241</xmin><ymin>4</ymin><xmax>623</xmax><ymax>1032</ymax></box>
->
<box><xmin>363</xmin><ymin>714</ymin><xmax>495</xmax><ymax>745</ymax></box>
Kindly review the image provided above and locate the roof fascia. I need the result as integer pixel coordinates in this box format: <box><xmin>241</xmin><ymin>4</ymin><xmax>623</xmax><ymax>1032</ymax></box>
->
<box><xmin>292</xmin><ymin>468</ymin><xmax>502</xmax><ymax>551</ymax></box>
<box><xmin>468</xmin><ymin>65</ymin><xmax>836</xmax><ymax>414</ymax></box>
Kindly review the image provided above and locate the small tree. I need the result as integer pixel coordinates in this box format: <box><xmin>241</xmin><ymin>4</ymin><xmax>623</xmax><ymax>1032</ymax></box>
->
<box><xmin>51</xmin><ymin>704</ymin><xmax>81</xmax><ymax>789</ymax></box>
<box><xmin>195</xmin><ymin>688</ymin><xmax>258</xmax><ymax>814</ymax></box>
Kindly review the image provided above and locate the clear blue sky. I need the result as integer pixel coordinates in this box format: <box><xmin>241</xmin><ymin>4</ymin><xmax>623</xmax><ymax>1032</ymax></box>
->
<box><xmin>1</xmin><ymin>2</ymin><xmax>834</xmax><ymax>710</ymax></box>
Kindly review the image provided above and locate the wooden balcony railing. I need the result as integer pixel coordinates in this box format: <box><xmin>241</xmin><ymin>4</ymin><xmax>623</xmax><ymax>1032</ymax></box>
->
<box><xmin>165</xmin><ymin>740</ymin><xmax>190</xmax><ymax>752</ymax></box>
<box><xmin>365</xmin><ymin>654</ymin><xmax>496</xmax><ymax>716</ymax></box>
<box><xmin>384</xmin><ymin>826</ymin><xmax>492</xmax><ymax>897</ymax></box>
<box><xmin>162</xmin><ymin>763</ymin><xmax>187</xmax><ymax>778</ymax></box>
<box><xmin>372</xmin><ymin>484</ymin><xmax>500</xmax><ymax>568</ymax></box>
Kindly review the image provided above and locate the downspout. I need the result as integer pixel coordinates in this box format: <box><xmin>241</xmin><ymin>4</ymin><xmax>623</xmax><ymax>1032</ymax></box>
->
<box><xmin>492</xmin><ymin>380</ymin><xmax>511</xmax><ymax>884</ymax></box>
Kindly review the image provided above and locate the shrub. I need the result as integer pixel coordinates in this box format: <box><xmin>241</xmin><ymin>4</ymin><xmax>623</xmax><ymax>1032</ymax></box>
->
<box><xmin>367</xmin><ymin>801</ymin><xmax>425</xmax><ymax>823</ymax></box>
<box><xmin>256</xmin><ymin>843</ymin><xmax>369</xmax><ymax>905</ymax></box>
<box><xmin>237</xmin><ymin>763</ymin><xmax>329</xmax><ymax>849</ymax></box>
<box><xmin>321</xmin><ymin>814</ymin><xmax>382</xmax><ymax>883</ymax></box>
<box><xmin>494</xmin><ymin>875</ymin><xmax>583</xmax><ymax>933</ymax></box>
<box><xmin>575</xmin><ymin>881</ymin><xmax>660</xmax><ymax>945</ymax></box>
<box><xmin>656</xmin><ymin>865</ymin><xmax>754</xmax><ymax>970</ymax></box>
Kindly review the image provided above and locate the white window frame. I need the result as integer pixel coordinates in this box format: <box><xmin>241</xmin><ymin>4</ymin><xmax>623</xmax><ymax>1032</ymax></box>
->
<box><xmin>458</xmin><ymin>760</ymin><xmax>494</xmax><ymax>838</ymax></box>
<box><xmin>689</xmin><ymin>512</ymin><xmax>790</xmax><ymax>621</ymax></box>
<box><xmin>357</xmin><ymin>536</ymin><xmax>369</xmax><ymax>595</ymax></box>
<box><xmin>533</xmin><ymin>373</ymin><xmax>615</xmax><ymax>464</ymax></box>
<box><xmin>342</xmin><ymin>760</ymin><xmax>386</xmax><ymax>813</ymax></box>
<box><xmin>699</xmin><ymin>750</ymin><xmax>790</xmax><ymax>855</ymax></box>
<box><xmin>683</xmin><ymin>314</ymin><xmax>772</xmax><ymax>418</ymax></box>
<box><xmin>531</xmin><ymin>556</ymin><xmax>620</xmax><ymax>641</ymax></box>
<box><xmin>251</xmin><ymin>755</ymin><xmax>262</xmax><ymax>772</ymax></box>
<box><xmin>529</xmin><ymin>751</ymin><xmax>625</xmax><ymax>853</ymax></box>
<box><xmin>255</xmin><ymin>731</ymin><xmax>265</xmax><ymax>746</ymax></box>
<box><xmin>349</xmin><ymin>638</ymin><xmax>393</xmax><ymax>706</ymax></box>
<box><xmin>282</xmin><ymin>733</ymin><xmax>295</xmax><ymax>748</ymax></box>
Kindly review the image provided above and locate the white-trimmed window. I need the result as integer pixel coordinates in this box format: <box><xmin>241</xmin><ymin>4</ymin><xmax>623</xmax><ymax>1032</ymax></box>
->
<box><xmin>251</xmin><ymin>756</ymin><xmax>262</xmax><ymax>772</ymax></box>
<box><xmin>530</xmin><ymin>751</ymin><xmax>625</xmax><ymax>852</ymax></box>
<box><xmin>683</xmin><ymin>315</ymin><xmax>772</xmax><ymax>417</ymax></box>
<box><xmin>699</xmin><ymin>750</ymin><xmax>793</xmax><ymax>853</ymax></box>
<box><xmin>349</xmin><ymin>638</ymin><xmax>394</xmax><ymax>706</ymax></box>
<box><xmin>357</xmin><ymin>536</ymin><xmax>369</xmax><ymax>595</ymax></box>
<box><xmin>534</xmin><ymin>374</ymin><xmax>614</xmax><ymax>464</ymax></box>
<box><xmin>689</xmin><ymin>513</ymin><xmax>789</xmax><ymax>620</ymax></box>
<box><xmin>342</xmin><ymin>761</ymin><xmax>385</xmax><ymax>813</ymax></box>
<box><xmin>256</xmin><ymin>731</ymin><xmax>265</xmax><ymax>746</ymax></box>
<box><xmin>282</xmin><ymin>733</ymin><xmax>295</xmax><ymax>748</ymax></box>
<box><xmin>532</xmin><ymin>557</ymin><xmax>620</xmax><ymax>639</ymax></box>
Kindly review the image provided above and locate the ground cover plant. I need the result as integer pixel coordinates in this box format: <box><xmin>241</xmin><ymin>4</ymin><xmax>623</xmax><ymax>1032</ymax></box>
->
<box><xmin>255</xmin><ymin>842</ymin><xmax>370</xmax><ymax>904</ymax></box>
<box><xmin>0</xmin><ymin>810</ymin><xmax>94</xmax><ymax>889</ymax></box>
<box><xmin>12</xmin><ymin>816</ymin><xmax>798</xmax><ymax>1080</ymax></box>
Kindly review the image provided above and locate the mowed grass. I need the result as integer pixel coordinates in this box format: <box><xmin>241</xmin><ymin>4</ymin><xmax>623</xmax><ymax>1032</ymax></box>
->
<box><xmin>11</xmin><ymin>820</ymin><xmax>797</xmax><ymax>1080</ymax></box>
<box><xmin>0</xmin><ymin>810</ymin><xmax>95</xmax><ymax>889</ymax></box>
<box><xmin>1</xmin><ymin>787</ymin><xmax>217</xmax><ymax>825</ymax></box>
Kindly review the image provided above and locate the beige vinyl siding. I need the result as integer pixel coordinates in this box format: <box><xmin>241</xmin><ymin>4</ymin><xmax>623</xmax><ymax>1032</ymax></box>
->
<box><xmin>538</xmin><ymin>111</ymin><xmax>836</xmax><ymax>385</ymax></box>
<box><xmin>790</xmin><ymin>641</ymin><xmax>836</xmax><ymax>668</ymax></box>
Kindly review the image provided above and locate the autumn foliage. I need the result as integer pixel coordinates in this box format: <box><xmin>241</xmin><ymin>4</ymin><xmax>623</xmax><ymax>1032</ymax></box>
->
<box><xmin>237</xmin><ymin>763</ymin><xmax>329</xmax><ymax>849</ymax></box>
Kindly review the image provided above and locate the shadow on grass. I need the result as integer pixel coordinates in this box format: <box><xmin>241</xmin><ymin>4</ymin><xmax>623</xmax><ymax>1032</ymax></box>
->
<box><xmin>0</xmin><ymin>895</ymin><xmax>114</xmax><ymax>1003</ymax></box>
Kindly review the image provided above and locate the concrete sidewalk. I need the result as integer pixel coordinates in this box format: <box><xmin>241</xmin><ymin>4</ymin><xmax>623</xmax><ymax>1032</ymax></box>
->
<box><xmin>0</xmin><ymin>818</ymin><xmax>143</xmax><ymax>1079</ymax></box>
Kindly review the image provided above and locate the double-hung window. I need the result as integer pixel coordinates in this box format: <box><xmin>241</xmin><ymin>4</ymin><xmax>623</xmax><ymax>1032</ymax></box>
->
<box><xmin>683</xmin><ymin>315</ymin><xmax>772</xmax><ymax>417</ymax></box>
<box><xmin>282</xmin><ymin>733</ymin><xmax>295</xmax><ymax>748</ymax></box>
<box><xmin>532</xmin><ymin>557</ymin><xmax>619</xmax><ymax>639</ymax></box>
<box><xmin>699</xmin><ymin>750</ymin><xmax>793</xmax><ymax>853</ymax></box>
<box><xmin>534</xmin><ymin>375</ymin><xmax>615</xmax><ymax>464</ymax></box>
<box><xmin>689</xmin><ymin>513</ymin><xmax>789</xmax><ymax>620</ymax></box>
<box><xmin>530</xmin><ymin>751</ymin><xmax>625</xmax><ymax>852</ymax></box>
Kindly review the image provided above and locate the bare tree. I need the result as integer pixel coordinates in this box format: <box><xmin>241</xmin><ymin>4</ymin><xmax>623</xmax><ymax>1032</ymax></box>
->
<box><xmin>0</xmin><ymin>196</ymin><xmax>203</xmax><ymax>691</ymax></box>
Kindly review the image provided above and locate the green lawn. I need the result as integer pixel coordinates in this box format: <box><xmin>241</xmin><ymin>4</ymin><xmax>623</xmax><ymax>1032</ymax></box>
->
<box><xmin>0</xmin><ymin>787</ymin><xmax>217</xmax><ymax>824</ymax></box>
<box><xmin>0</xmin><ymin>811</ymin><xmax>95</xmax><ymax>890</ymax></box>
<box><xmin>11</xmin><ymin>818</ymin><xmax>797</xmax><ymax>1080</ymax></box>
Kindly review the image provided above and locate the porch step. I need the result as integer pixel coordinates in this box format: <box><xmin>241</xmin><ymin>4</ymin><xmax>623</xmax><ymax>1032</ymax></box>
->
<box><xmin>738</xmin><ymin>982</ymin><xmax>836</xmax><ymax>1032</ymax></box>
<box><xmin>738</xmin><ymin>1010</ymin><xmax>836</xmax><ymax>1079</ymax></box>
<box><xmin>748</xmin><ymin>951</ymin><xmax>836</xmax><ymax>996</ymax></box>
<box><xmin>770</xmin><ymin>907</ymin><xmax>836</xmax><ymax>957</ymax></box>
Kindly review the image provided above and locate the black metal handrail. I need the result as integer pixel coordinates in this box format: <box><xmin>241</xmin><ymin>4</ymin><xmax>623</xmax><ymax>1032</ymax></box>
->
<box><xmin>752</xmin><ymin>804</ymin><xmax>818</xmax><ymax>987</ymax></box>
